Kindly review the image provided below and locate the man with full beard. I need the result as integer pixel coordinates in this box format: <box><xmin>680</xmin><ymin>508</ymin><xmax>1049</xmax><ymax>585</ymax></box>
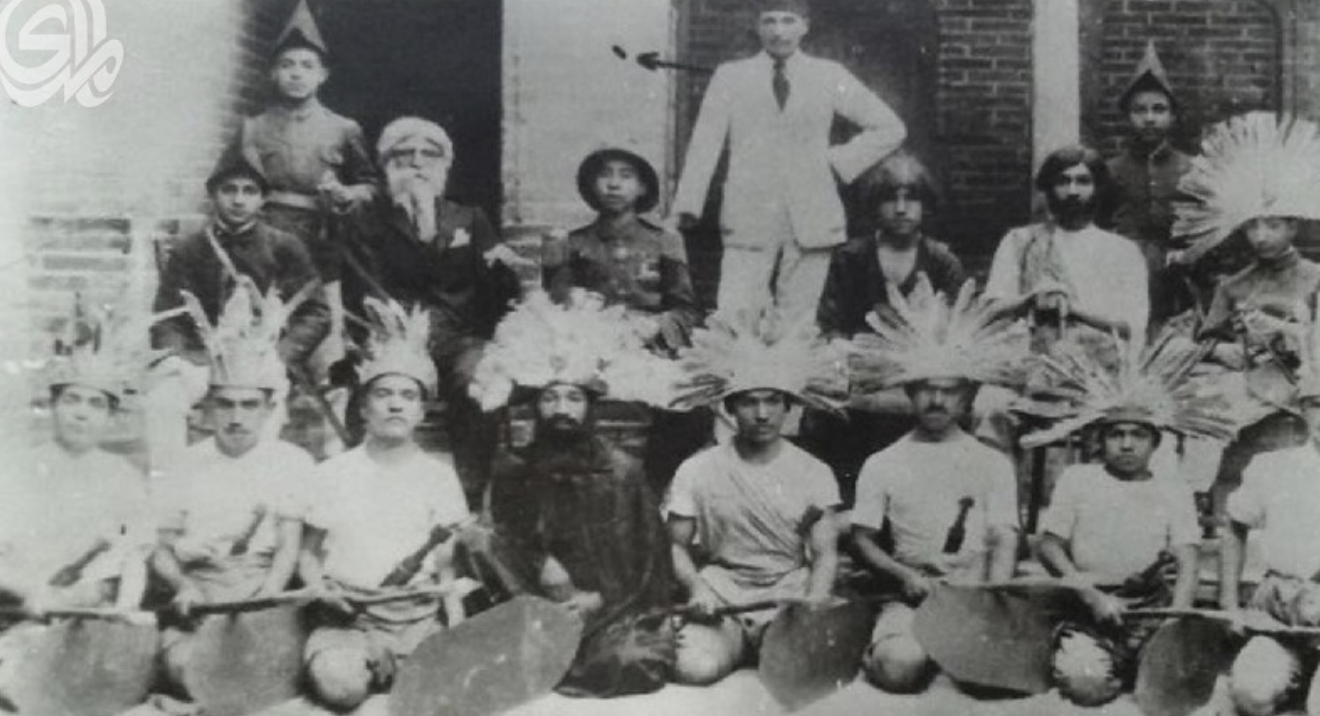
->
<box><xmin>467</xmin><ymin>291</ymin><xmax>677</xmax><ymax>697</ymax></box>
<box><xmin>984</xmin><ymin>146</ymin><xmax>1149</xmax><ymax>346</ymax></box>
<box><xmin>339</xmin><ymin>117</ymin><xmax>522</xmax><ymax>507</ymax></box>
<box><xmin>975</xmin><ymin>146</ymin><xmax>1149</xmax><ymax>454</ymax></box>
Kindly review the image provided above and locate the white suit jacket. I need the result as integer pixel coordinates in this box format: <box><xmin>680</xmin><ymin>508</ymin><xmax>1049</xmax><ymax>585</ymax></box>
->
<box><xmin>674</xmin><ymin>51</ymin><xmax>906</xmax><ymax>250</ymax></box>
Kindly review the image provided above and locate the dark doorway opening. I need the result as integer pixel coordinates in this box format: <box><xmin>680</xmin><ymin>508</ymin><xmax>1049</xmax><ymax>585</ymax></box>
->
<box><xmin>257</xmin><ymin>0</ymin><xmax>504</xmax><ymax>222</ymax></box>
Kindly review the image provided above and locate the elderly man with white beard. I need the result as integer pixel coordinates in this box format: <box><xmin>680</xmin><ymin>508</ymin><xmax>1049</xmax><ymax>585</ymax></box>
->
<box><xmin>339</xmin><ymin>117</ymin><xmax>522</xmax><ymax>508</ymax></box>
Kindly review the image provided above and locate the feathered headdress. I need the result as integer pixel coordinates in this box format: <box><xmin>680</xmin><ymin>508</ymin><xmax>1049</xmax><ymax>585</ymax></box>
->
<box><xmin>1014</xmin><ymin>328</ymin><xmax>1236</xmax><ymax>448</ymax></box>
<box><xmin>1174</xmin><ymin>112</ymin><xmax>1320</xmax><ymax>262</ymax></box>
<box><xmin>469</xmin><ymin>290</ymin><xmax>680</xmax><ymax>411</ymax></box>
<box><xmin>848</xmin><ymin>277</ymin><xmax>1028</xmax><ymax>394</ymax></box>
<box><xmin>671</xmin><ymin>306</ymin><xmax>847</xmax><ymax>412</ymax></box>
<box><xmin>180</xmin><ymin>276</ymin><xmax>313</xmax><ymax>391</ymax></box>
<box><xmin>357</xmin><ymin>297</ymin><xmax>437</xmax><ymax>394</ymax></box>
<box><xmin>46</xmin><ymin>296</ymin><xmax>185</xmax><ymax>400</ymax></box>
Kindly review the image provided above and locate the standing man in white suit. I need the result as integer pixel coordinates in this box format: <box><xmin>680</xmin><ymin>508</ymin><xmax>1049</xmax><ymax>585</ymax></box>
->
<box><xmin>673</xmin><ymin>0</ymin><xmax>907</xmax><ymax>318</ymax></box>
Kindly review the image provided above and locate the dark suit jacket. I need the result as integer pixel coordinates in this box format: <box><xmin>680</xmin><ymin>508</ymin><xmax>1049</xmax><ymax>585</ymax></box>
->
<box><xmin>817</xmin><ymin>234</ymin><xmax>966</xmax><ymax>339</ymax></box>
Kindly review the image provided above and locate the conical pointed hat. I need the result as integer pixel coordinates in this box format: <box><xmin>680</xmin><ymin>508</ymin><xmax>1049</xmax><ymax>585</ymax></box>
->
<box><xmin>274</xmin><ymin>0</ymin><xmax>328</xmax><ymax>59</ymax></box>
<box><xmin>1119</xmin><ymin>41</ymin><xmax>1175</xmax><ymax>111</ymax></box>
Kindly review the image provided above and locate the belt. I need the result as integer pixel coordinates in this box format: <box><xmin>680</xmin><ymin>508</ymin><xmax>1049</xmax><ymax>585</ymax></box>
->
<box><xmin>267</xmin><ymin>191</ymin><xmax>321</xmax><ymax>211</ymax></box>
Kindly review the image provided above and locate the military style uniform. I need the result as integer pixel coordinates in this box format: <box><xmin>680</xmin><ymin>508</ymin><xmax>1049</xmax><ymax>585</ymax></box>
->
<box><xmin>545</xmin><ymin>217</ymin><xmax>699</xmax><ymax>355</ymax></box>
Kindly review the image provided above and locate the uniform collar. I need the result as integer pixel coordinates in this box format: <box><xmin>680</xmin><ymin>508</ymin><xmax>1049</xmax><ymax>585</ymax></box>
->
<box><xmin>210</xmin><ymin>219</ymin><xmax>259</xmax><ymax>244</ymax></box>
<box><xmin>592</xmin><ymin>214</ymin><xmax>642</xmax><ymax>241</ymax></box>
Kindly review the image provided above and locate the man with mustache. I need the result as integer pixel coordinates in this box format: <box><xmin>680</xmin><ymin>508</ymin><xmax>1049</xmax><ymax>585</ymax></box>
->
<box><xmin>664</xmin><ymin>310</ymin><xmax>845</xmax><ymax>686</ymax></box>
<box><xmin>847</xmin><ymin>279</ymin><xmax>1022</xmax><ymax>693</ymax></box>
<box><xmin>1101</xmin><ymin>42</ymin><xmax>1195</xmax><ymax>329</ymax></box>
<box><xmin>298</xmin><ymin>298</ymin><xmax>471</xmax><ymax>713</ymax></box>
<box><xmin>339</xmin><ymin>117</ymin><xmax>522</xmax><ymax>508</ymax></box>
<box><xmin>150</xmin><ymin>279</ymin><xmax>313</xmax><ymax>704</ymax></box>
<box><xmin>811</xmin><ymin>150</ymin><xmax>966</xmax><ymax>500</ymax></box>
<box><xmin>468</xmin><ymin>291</ymin><xmax>677</xmax><ymax>697</ymax></box>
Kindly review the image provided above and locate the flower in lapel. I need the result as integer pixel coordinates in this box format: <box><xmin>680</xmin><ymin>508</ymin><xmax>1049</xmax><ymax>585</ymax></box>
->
<box><xmin>451</xmin><ymin>228</ymin><xmax>471</xmax><ymax>248</ymax></box>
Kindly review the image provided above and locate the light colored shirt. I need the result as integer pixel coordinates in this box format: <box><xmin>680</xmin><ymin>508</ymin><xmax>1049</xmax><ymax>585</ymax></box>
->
<box><xmin>984</xmin><ymin>223</ymin><xmax>1150</xmax><ymax>339</ymax></box>
<box><xmin>1041</xmin><ymin>463</ymin><xmax>1199</xmax><ymax>578</ymax></box>
<box><xmin>1228</xmin><ymin>445</ymin><xmax>1320</xmax><ymax>579</ymax></box>
<box><xmin>154</xmin><ymin>438</ymin><xmax>313</xmax><ymax>564</ymax></box>
<box><xmin>0</xmin><ymin>443</ymin><xmax>150</xmax><ymax>588</ymax></box>
<box><xmin>853</xmin><ymin>432</ymin><xmax>1017</xmax><ymax>578</ymax></box>
<box><xmin>667</xmin><ymin>442</ymin><xmax>839</xmax><ymax>601</ymax></box>
<box><xmin>306</xmin><ymin>447</ymin><xmax>469</xmax><ymax>589</ymax></box>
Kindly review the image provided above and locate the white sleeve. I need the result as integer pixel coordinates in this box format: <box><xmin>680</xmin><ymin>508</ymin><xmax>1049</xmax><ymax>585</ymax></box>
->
<box><xmin>983</xmin><ymin>229</ymin><xmax>1024</xmax><ymax>301</ymax></box>
<box><xmin>851</xmin><ymin>453</ymin><xmax>892</xmax><ymax>531</ymax></box>
<box><xmin>431</xmin><ymin>456</ymin><xmax>472</xmax><ymax>527</ymax></box>
<box><xmin>1039</xmin><ymin>467</ymin><xmax>1082</xmax><ymax>541</ymax></box>
<box><xmin>673</xmin><ymin>66</ymin><xmax>733</xmax><ymax>217</ymax></box>
<box><xmin>665</xmin><ymin>454</ymin><xmax>701</xmax><ymax>518</ymax></box>
<box><xmin>1163</xmin><ymin>481</ymin><xmax>1201</xmax><ymax>549</ymax></box>
<box><xmin>827</xmin><ymin>63</ymin><xmax>907</xmax><ymax>183</ymax></box>
<box><xmin>1226</xmin><ymin>456</ymin><xmax>1269</xmax><ymax>529</ymax></box>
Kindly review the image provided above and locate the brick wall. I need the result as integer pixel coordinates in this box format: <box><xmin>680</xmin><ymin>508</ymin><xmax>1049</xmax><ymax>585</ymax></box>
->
<box><xmin>1084</xmin><ymin>0</ymin><xmax>1282</xmax><ymax>156</ymax></box>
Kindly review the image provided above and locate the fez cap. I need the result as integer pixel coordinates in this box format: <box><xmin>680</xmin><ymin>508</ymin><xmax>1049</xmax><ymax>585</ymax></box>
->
<box><xmin>577</xmin><ymin>147</ymin><xmax>660</xmax><ymax>214</ymax></box>
<box><xmin>756</xmin><ymin>0</ymin><xmax>810</xmax><ymax>18</ymax></box>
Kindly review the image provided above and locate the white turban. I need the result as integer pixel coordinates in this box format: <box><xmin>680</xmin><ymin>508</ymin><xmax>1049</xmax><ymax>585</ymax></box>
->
<box><xmin>376</xmin><ymin>117</ymin><xmax>453</xmax><ymax>165</ymax></box>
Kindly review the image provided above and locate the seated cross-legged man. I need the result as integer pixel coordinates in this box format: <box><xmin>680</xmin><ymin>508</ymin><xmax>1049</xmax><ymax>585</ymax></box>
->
<box><xmin>298</xmin><ymin>299</ymin><xmax>472</xmax><ymax>713</ymax></box>
<box><xmin>1017</xmin><ymin>330</ymin><xmax>1233</xmax><ymax>706</ymax></box>
<box><xmin>150</xmin><ymin>281</ymin><xmax>316</xmax><ymax>702</ymax></box>
<box><xmin>846</xmin><ymin>278</ymin><xmax>1024</xmax><ymax>693</ymax></box>
<box><xmin>664</xmin><ymin>309</ymin><xmax>849</xmax><ymax>686</ymax></box>
<box><xmin>469</xmin><ymin>291</ymin><xmax>679</xmax><ymax>697</ymax></box>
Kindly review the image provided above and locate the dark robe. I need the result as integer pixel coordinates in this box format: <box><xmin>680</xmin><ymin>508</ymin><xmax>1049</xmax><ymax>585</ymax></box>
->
<box><xmin>488</xmin><ymin>432</ymin><xmax>676</xmax><ymax>697</ymax></box>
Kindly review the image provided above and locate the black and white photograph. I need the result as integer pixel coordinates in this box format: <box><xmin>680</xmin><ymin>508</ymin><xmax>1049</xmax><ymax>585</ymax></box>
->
<box><xmin>1</xmin><ymin>0</ymin><xmax>1319</xmax><ymax>714</ymax></box>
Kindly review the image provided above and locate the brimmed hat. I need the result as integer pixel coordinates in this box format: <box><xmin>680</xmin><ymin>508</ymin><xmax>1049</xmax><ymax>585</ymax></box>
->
<box><xmin>576</xmin><ymin>147</ymin><xmax>660</xmax><ymax>214</ymax></box>
<box><xmin>1174</xmin><ymin>112</ymin><xmax>1320</xmax><ymax>262</ymax></box>
<box><xmin>848</xmin><ymin>276</ymin><xmax>1028</xmax><ymax>394</ymax></box>
<box><xmin>671</xmin><ymin>306</ymin><xmax>847</xmax><ymax>413</ymax></box>
<box><xmin>1118</xmin><ymin>41</ymin><xmax>1176</xmax><ymax>112</ymax></box>
<box><xmin>274</xmin><ymin>0</ymin><xmax>328</xmax><ymax>59</ymax></box>
<box><xmin>180</xmin><ymin>276</ymin><xmax>314</xmax><ymax>391</ymax></box>
<box><xmin>1014</xmin><ymin>328</ymin><xmax>1236</xmax><ymax>447</ymax></box>
<box><xmin>469</xmin><ymin>290</ymin><xmax>679</xmax><ymax>411</ymax></box>
<box><xmin>357</xmin><ymin>297</ymin><xmax>438</xmax><ymax>395</ymax></box>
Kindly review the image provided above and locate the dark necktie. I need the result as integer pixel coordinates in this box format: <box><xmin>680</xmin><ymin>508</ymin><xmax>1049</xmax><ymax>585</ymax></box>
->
<box><xmin>773</xmin><ymin>58</ymin><xmax>789</xmax><ymax>110</ymax></box>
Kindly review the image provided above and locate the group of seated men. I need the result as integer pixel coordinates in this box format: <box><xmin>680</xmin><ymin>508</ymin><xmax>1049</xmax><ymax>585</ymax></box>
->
<box><xmin>6</xmin><ymin>2</ymin><xmax>1320</xmax><ymax>714</ymax></box>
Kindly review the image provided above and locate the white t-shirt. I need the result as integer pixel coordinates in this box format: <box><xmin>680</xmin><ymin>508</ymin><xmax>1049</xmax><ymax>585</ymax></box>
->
<box><xmin>1228</xmin><ymin>445</ymin><xmax>1320</xmax><ymax>579</ymax></box>
<box><xmin>0</xmin><ymin>443</ymin><xmax>151</xmax><ymax>587</ymax></box>
<box><xmin>306</xmin><ymin>446</ymin><xmax>469</xmax><ymax>589</ymax></box>
<box><xmin>984</xmin><ymin>223</ymin><xmax>1149</xmax><ymax>339</ymax></box>
<box><xmin>852</xmin><ymin>432</ymin><xmax>1018</xmax><ymax>577</ymax></box>
<box><xmin>154</xmin><ymin>438</ymin><xmax>314</xmax><ymax>563</ymax></box>
<box><xmin>1041</xmin><ymin>463</ymin><xmax>1199</xmax><ymax>579</ymax></box>
<box><xmin>667</xmin><ymin>442</ymin><xmax>840</xmax><ymax>596</ymax></box>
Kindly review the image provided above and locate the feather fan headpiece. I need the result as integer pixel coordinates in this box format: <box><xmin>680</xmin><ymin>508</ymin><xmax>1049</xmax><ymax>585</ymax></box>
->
<box><xmin>848</xmin><ymin>277</ymin><xmax>1028</xmax><ymax>393</ymax></box>
<box><xmin>180</xmin><ymin>276</ymin><xmax>313</xmax><ymax>391</ymax></box>
<box><xmin>469</xmin><ymin>290</ymin><xmax>680</xmax><ymax>411</ymax></box>
<box><xmin>1174</xmin><ymin>112</ymin><xmax>1320</xmax><ymax>262</ymax></box>
<box><xmin>1014</xmin><ymin>328</ymin><xmax>1235</xmax><ymax>447</ymax></box>
<box><xmin>46</xmin><ymin>296</ymin><xmax>185</xmax><ymax>400</ymax></box>
<box><xmin>671</xmin><ymin>306</ymin><xmax>847</xmax><ymax>412</ymax></box>
<box><xmin>357</xmin><ymin>297</ymin><xmax>437</xmax><ymax>394</ymax></box>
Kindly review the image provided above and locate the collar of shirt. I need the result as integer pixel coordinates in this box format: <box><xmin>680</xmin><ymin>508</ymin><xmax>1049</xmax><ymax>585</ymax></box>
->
<box><xmin>758</xmin><ymin>50</ymin><xmax>803</xmax><ymax>77</ymax></box>
<box><xmin>1127</xmin><ymin>139</ymin><xmax>1175</xmax><ymax>165</ymax></box>
<box><xmin>210</xmin><ymin>220</ymin><xmax>258</xmax><ymax>245</ymax></box>
<box><xmin>592</xmin><ymin>215</ymin><xmax>643</xmax><ymax>243</ymax></box>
